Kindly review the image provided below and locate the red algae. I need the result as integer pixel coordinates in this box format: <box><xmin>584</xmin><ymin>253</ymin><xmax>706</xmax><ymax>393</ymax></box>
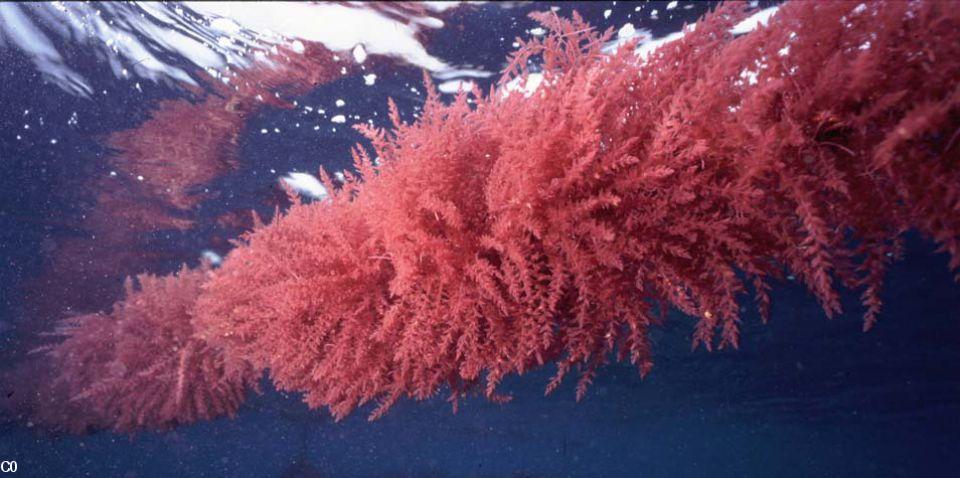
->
<box><xmin>26</xmin><ymin>266</ymin><xmax>258</xmax><ymax>433</ymax></box>
<box><xmin>25</xmin><ymin>1</ymin><xmax>960</xmax><ymax>431</ymax></box>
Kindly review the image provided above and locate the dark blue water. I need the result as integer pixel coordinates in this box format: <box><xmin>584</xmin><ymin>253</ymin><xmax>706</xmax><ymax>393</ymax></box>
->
<box><xmin>1</xmin><ymin>2</ymin><xmax>957</xmax><ymax>477</ymax></box>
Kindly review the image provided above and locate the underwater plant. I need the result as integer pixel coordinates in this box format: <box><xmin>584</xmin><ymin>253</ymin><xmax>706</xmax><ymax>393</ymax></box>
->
<box><xmin>28</xmin><ymin>266</ymin><xmax>258</xmax><ymax>433</ymax></box>
<box><xmin>20</xmin><ymin>1</ymin><xmax>960</xmax><ymax>433</ymax></box>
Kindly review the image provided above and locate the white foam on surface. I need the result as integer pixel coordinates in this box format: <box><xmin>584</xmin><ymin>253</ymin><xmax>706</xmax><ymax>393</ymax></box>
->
<box><xmin>501</xmin><ymin>73</ymin><xmax>544</xmax><ymax>98</ymax></box>
<box><xmin>201</xmin><ymin>250</ymin><xmax>223</xmax><ymax>266</ymax></box>
<box><xmin>438</xmin><ymin>79</ymin><xmax>476</xmax><ymax>94</ymax></box>
<box><xmin>0</xmin><ymin>2</ymin><xmax>473</xmax><ymax>97</ymax></box>
<box><xmin>730</xmin><ymin>7</ymin><xmax>780</xmax><ymax>35</ymax></box>
<box><xmin>601</xmin><ymin>22</ymin><xmax>653</xmax><ymax>54</ymax></box>
<box><xmin>352</xmin><ymin>44</ymin><xmax>367</xmax><ymax>64</ymax></box>
<box><xmin>597</xmin><ymin>6</ymin><xmax>781</xmax><ymax>61</ymax></box>
<box><xmin>282</xmin><ymin>172</ymin><xmax>328</xmax><ymax>199</ymax></box>
<box><xmin>432</xmin><ymin>68</ymin><xmax>495</xmax><ymax>80</ymax></box>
